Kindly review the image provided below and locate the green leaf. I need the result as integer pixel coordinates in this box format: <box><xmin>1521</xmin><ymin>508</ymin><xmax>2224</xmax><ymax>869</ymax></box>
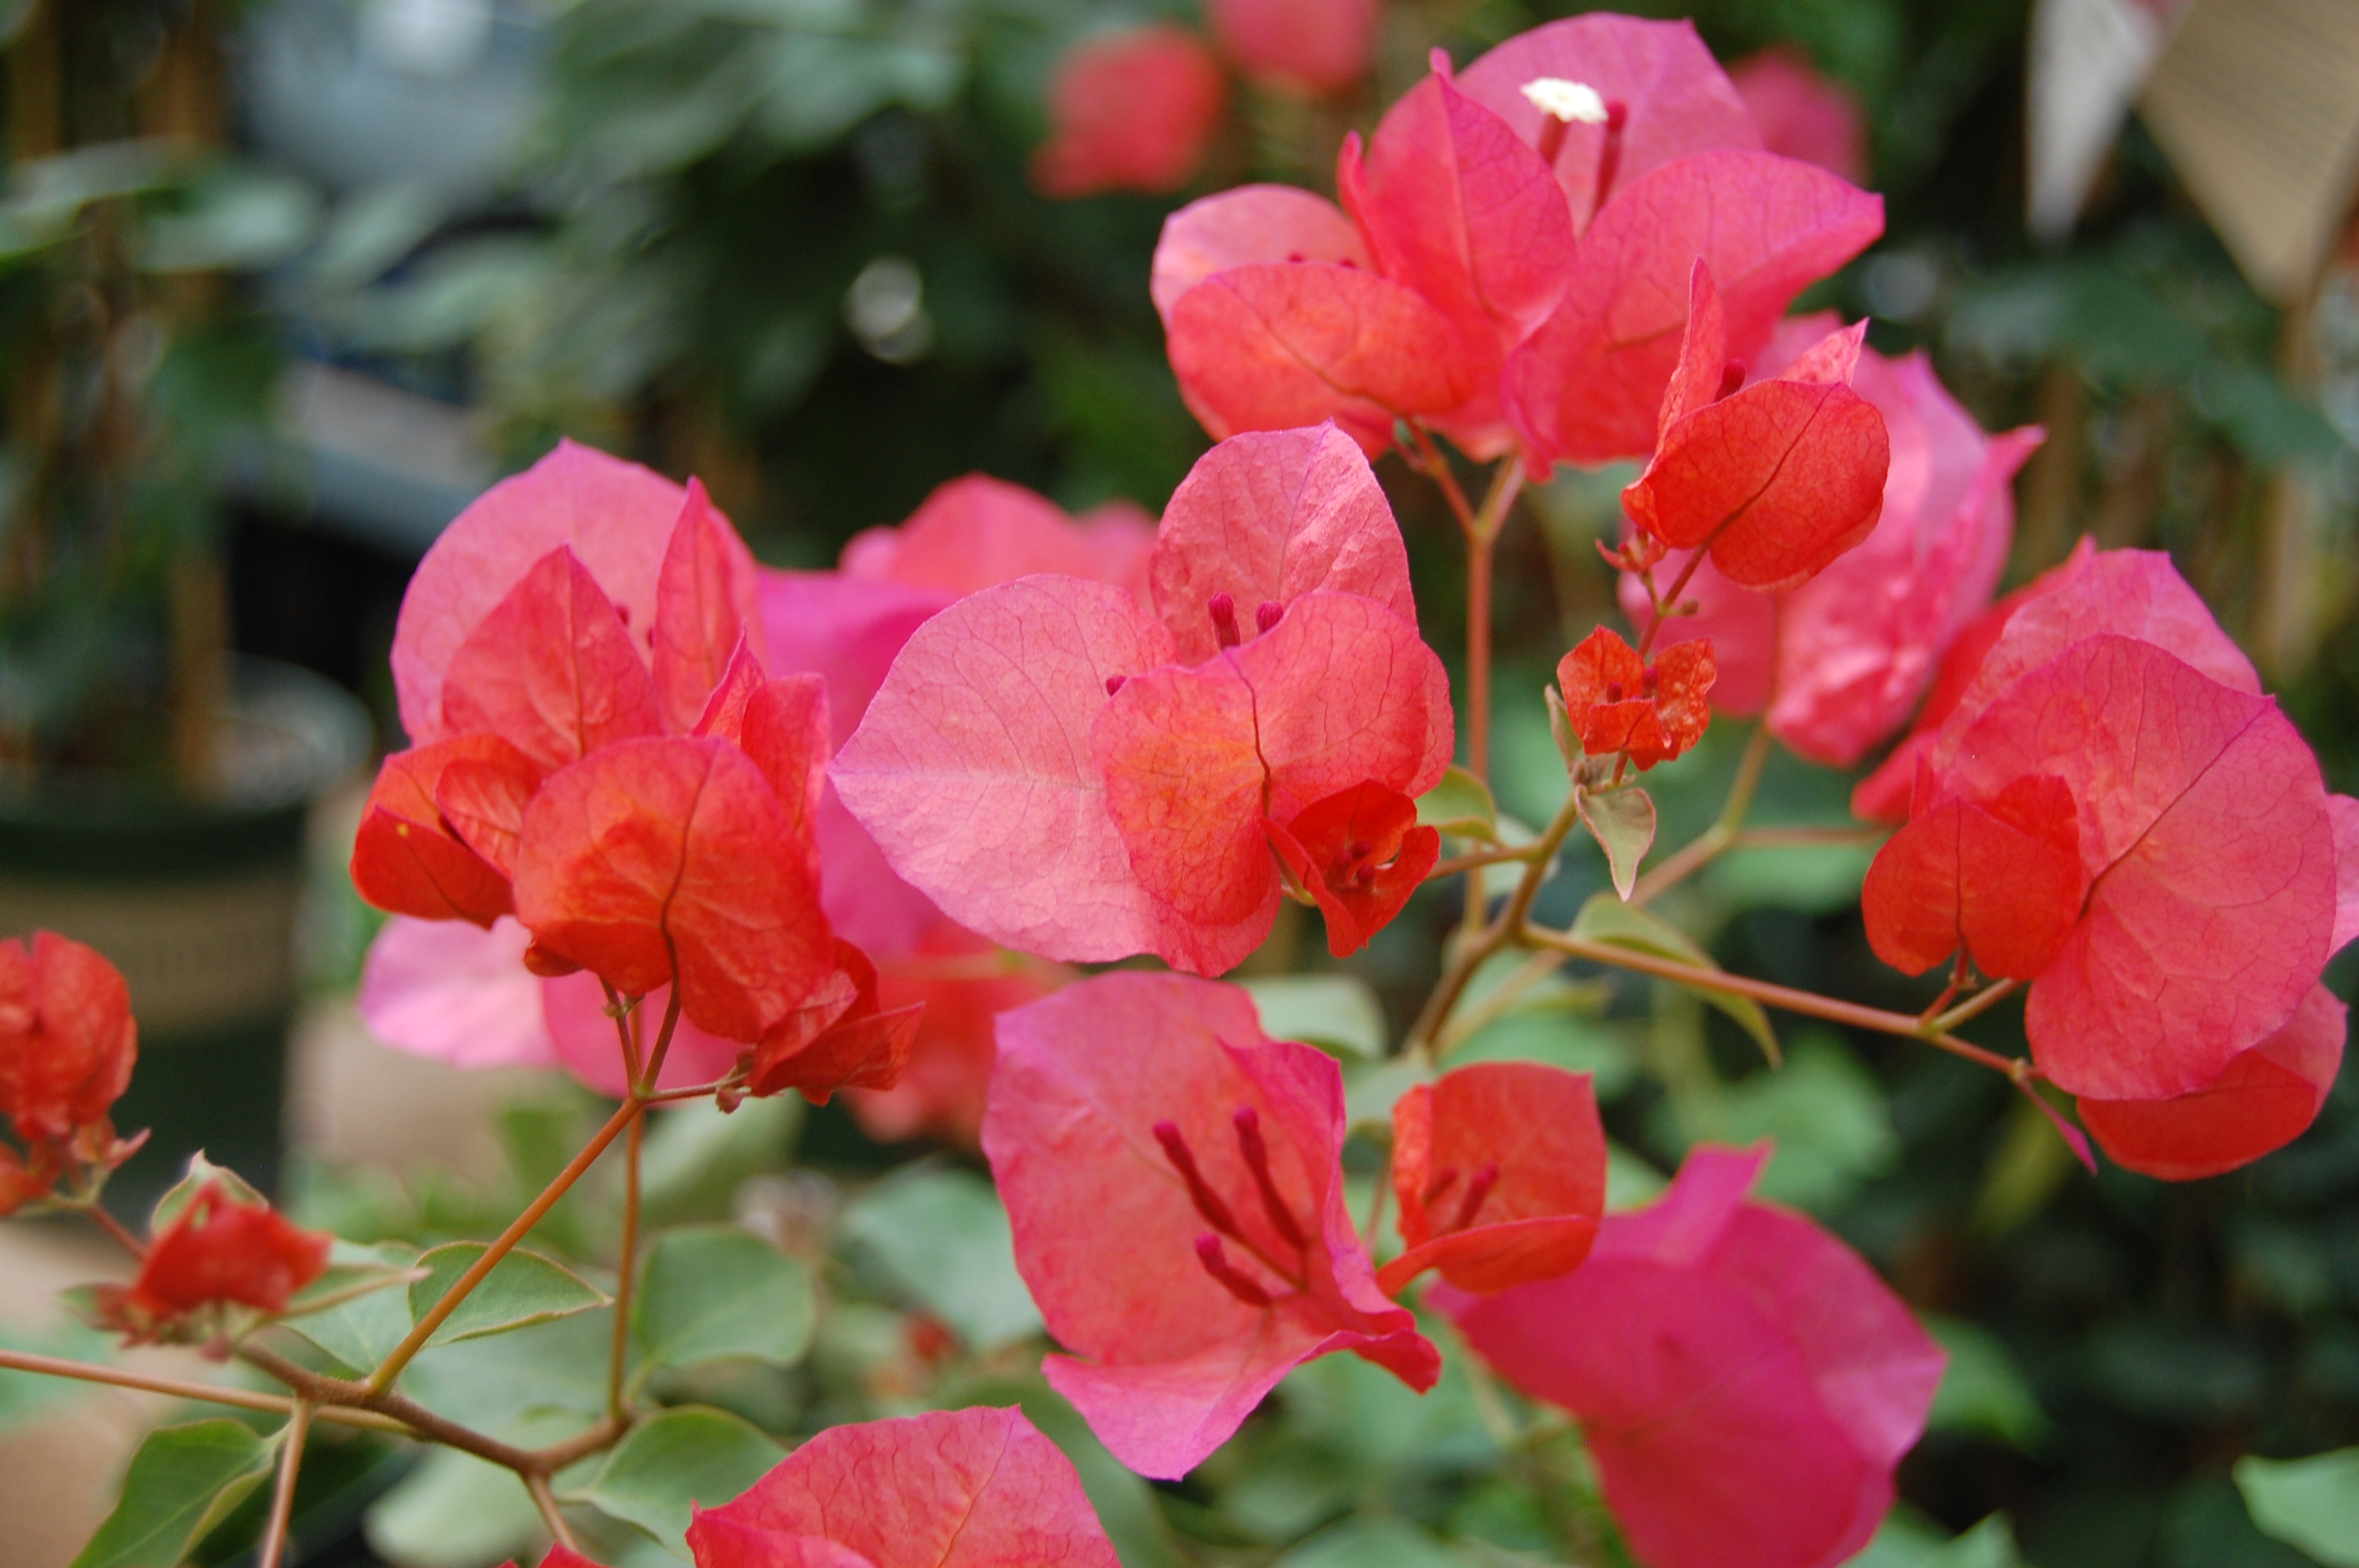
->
<box><xmin>1703</xmin><ymin>840</ymin><xmax>1877</xmax><ymax>916</ymax></box>
<box><xmin>1665</xmin><ymin>1033</ymin><xmax>1896</xmax><ymax>1213</ymax></box>
<box><xmin>149</xmin><ymin>1152</ymin><xmax>265</xmax><ymax>1234</ymax></box>
<box><xmin>1576</xmin><ymin>785</ymin><xmax>1656</xmax><ymax>901</ymax></box>
<box><xmin>633</xmin><ymin>1225</ymin><xmax>814</xmax><ymax>1377</ymax></box>
<box><xmin>1925</xmin><ymin>1316</ymin><xmax>2054</xmax><ymax>1452</ymax></box>
<box><xmin>1273</xmin><ymin>1517</ymin><xmax>1475</xmax><ymax>1568</ymax></box>
<box><xmin>409</xmin><ymin>1243</ymin><xmax>609</xmax><ymax>1346</ymax></box>
<box><xmin>1242</xmin><ymin>974</ymin><xmax>1389</xmax><ymax>1058</ymax></box>
<box><xmin>571</xmin><ymin>1406</ymin><xmax>783</xmax><ymax>1549</ymax></box>
<box><xmin>140</xmin><ymin>167</ymin><xmax>320</xmax><ymax>274</ymax></box>
<box><xmin>70</xmin><ymin>1418</ymin><xmax>279</xmax><ymax>1568</ymax></box>
<box><xmin>1571</xmin><ymin>891</ymin><xmax>1779</xmax><ymax>1065</ymax></box>
<box><xmin>1417</xmin><ymin>765</ymin><xmax>1499</xmax><ymax>843</ymax></box>
<box><xmin>365</xmin><ymin>1446</ymin><xmax>547</xmax><ymax>1568</ymax></box>
<box><xmin>640</xmin><ymin>1096</ymin><xmax>799</xmax><ymax>1225</ymax></box>
<box><xmin>2236</xmin><ymin>1448</ymin><xmax>2359</xmax><ymax>1566</ymax></box>
<box><xmin>1921</xmin><ymin>1515</ymin><xmax>2027</xmax><ymax>1568</ymax></box>
<box><xmin>836</xmin><ymin>1168</ymin><xmax>1042</xmax><ymax>1352</ymax></box>
<box><xmin>279</xmin><ymin>1241</ymin><xmax>421</xmax><ymax>1374</ymax></box>
<box><xmin>1343</xmin><ymin>1053</ymin><xmax>1432</xmax><ymax>1130</ymax></box>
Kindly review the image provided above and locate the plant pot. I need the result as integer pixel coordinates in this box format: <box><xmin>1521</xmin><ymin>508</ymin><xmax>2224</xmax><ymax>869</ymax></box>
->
<box><xmin>0</xmin><ymin>655</ymin><xmax>371</xmax><ymax>1213</ymax></box>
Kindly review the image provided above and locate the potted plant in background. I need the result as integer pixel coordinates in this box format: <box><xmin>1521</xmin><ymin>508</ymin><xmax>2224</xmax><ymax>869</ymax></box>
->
<box><xmin>0</xmin><ymin>0</ymin><xmax>365</xmax><ymax>1208</ymax></box>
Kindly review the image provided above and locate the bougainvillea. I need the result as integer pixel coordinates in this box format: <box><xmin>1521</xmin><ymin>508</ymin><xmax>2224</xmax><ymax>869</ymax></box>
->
<box><xmin>13</xmin><ymin>14</ymin><xmax>2352</xmax><ymax>1568</ymax></box>
<box><xmin>1444</xmin><ymin>1146</ymin><xmax>1946</xmax><ymax>1568</ymax></box>
<box><xmin>1625</xmin><ymin>318</ymin><xmax>2042</xmax><ymax>764</ymax></box>
<box><xmin>985</xmin><ymin>972</ymin><xmax>1437</xmax><ymax>1477</ymax></box>
<box><xmin>835</xmin><ymin>423</ymin><xmax>1451</xmax><ymax>974</ymax></box>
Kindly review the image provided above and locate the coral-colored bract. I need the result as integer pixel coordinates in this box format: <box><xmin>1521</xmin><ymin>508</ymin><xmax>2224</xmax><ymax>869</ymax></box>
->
<box><xmin>1626</xmin><ymin>320</ymin><xmax>2040</xmax><ymax>764</ymax></box>
<box><xmin>689</xmin><ymin>1406</ymin><xmax>1121</xmax><ymax>1568</ymax></box>
<box><xmin>1032</xmin><ymin>25</ymin><xmax>1227</xmax><ymax>200</ymax></box>
<box><xmin>1622</xmin><ymin>263</ymin><xmax>1889</xmax><ymax>590</ymax></box>
<box><xmin>0</xmin><ymin>931</ymin><xmax>136</xmax><ymax>1145</ymax></box>
<box><xmin>1556</xmin><ymin>626</ymin><xmax>1715</xmax><ymax>769</ymax></box>
<box><xmin>1383</xmin><ymin>1062</ymin><xmax>1606</xmax><ymax>1295</ymax></box>
<box><xmin>1264</xmin><ymin>782</ymin><xmax>1441</xmax><ymax>959</ymax></box>
<box><xmin>1857</xmin><ymin>548</ymin><xmax>2354</xmax><ymax>1167</ymax></box>
<box><xmin>834</xmin><ymin>426</ymin><xmax>1451</xmax><ymax>975</ymax></box>
<box><xmin>983</xmin><ymin>973</ymin><xmax>1437</xmax><ymax>1479</ymax></box>
<box><xmin>1444</xmin><ymin>1145</ymin><xmax>1944</xmax><ymax>1568</ymax></box>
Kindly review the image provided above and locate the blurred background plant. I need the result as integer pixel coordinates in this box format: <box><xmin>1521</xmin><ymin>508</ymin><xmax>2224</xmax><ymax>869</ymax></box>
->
<box><xmin>7</xmin><ymin>0</ymin><xmax>2359</xmax><ymax>1565</ymax></box>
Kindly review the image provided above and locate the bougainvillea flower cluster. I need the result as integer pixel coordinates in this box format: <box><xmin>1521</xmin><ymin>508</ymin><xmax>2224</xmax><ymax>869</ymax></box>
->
<box><xmin>984</xmin><ymin>972</ymin><xmax>1437</xmax><ymax>1478</ymax></box>
<box><xmin>1445</xmin><ymin>1145</ymin><xmax>1945</xmax><ymax>1568</ymax></box>
<box><xmin>0</xmin><ymin>931</ymin><xmax>139</xmax><ymax>1214</ymax></box>
<box><xmin>1624</xmin><ymin>314</ymin><xmax>2041</xmax><ymax>765</ymax></box>
<box><xmin>1153</xmin><ymin>14</ymin><xmax>1883</xmax><ymax>463</ymax></box>
<box><xmin>836</xmin><ymin>423</ymin><xmax>1452</xmax><ymax>975</ymax></box>
<box><xmin>1209</xmin><ymin>0</ymin><xmax>1382</xmax><ymax>96</ymax></box>
<box><xmin>984</xmin><ymin>972</ymin><xmax>1610</xmax><ymax>1478</ymax></box>
<box><xmin>1728</xmin><ymin>47</ymin><xmax>1870</xmax><ymax>185</ymax></box>
<box><xmin>351</xmin><ymin>440</ymin><xmax>911</xmax><ymax>1102</ymax></box>
<box><xmin>1857</xmin><ymin>547</ymin><xmax>2357</xmax><ymax>1175</ymax></box>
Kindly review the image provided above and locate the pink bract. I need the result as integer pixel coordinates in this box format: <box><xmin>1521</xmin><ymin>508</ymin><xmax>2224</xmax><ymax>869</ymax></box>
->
<box><xmin>840</xmin><ymin>475</ymin><xmax>1154</xmax><ymax>603</ymax></box>
<box><xmin>1208</xmin><ymin>0</ymin><xmax>1379</xmax><ymax>96</ymax></box>
<box><xmin>1032</xmin><ymin>25</ymin><xmax>1227</xmax><ymax>200</ymax></box>
<box><xmin>392</xmin><ymin>441</ymin><xmax>757</xmax><ymax>747</ymax></box>
<box><xmin>834</xmin><ymin>428</ymin><xmax>1450</xmax><ymax>975</ymax></box>
<box><xmin>1443</xmin><ymin>1145</ymin><xmax>1943</xmax><ymax>1568</ymax></box>
<box><xmin>358</xmin><ymin>917</ymin><xmax>556</xmax><ymax>1072</ymax></box>
<box><xmin>1730</xmin><ymin>47</ymin><xmax>1870</xmax><ymax>185</ymax></box>
<box><xmin>984</xmin><ymin>973</ymin><xmax>1437</xmax><ymax>1479</ymax></box>
<box><xmin>689</xmin><ymin>1406</ymin><xmax>1121</xmax><ymax>1568</ymax></box>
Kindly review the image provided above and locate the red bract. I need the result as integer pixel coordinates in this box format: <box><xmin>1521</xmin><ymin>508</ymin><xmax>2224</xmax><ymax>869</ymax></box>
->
<box><xmin>1624</xmin><ymin>325</ymin><xmax>2041</xmax><ymax>764</ymax></box>
<box><xmin>1557</xmin><ymin>626</ymin><xmax>1715</xmax><ymax>769</ymax></box>
<box><xmin>1442</xmin><ymin>1145</ymin><xmax>1944</xmax><ymax>1568</ymax></box>
<box><xmin>1032</xmin><ymin>25</ymin><xmax>1227</xmax><ymax>200</ymax></box>
<box><xmin>118</xmin><ymin>1181</ymin><xmax>331</xmax><ymax>1326</ymax></box>
<box><xmin>984</xmin><ymin>974</ymin><xmax>1437</xmax><ymax>1479</ymax></box>
<box><xmin>847</xmin><ymin>920</ymin><xmax>1073</xmax><ymax>1148</ymax></box>
<box><xmin>1857</xmin><ymin>550</ymin><xmax>2350</xmax><ymax>1133</ymax></box>
<box><xmin>440</xmin><ymin>546</ymin><xmax>661</xmax><ymax>771</ymax></box>
<box><xmin>1383</xmin><ymin>1062</ymin><xmax>1605</xmax><ymax>1294</ymax></box>
<box><xmin>1157</xmin><ymin>50</ymin><xmax>1565</xmax><ymax>456</ymax></box>
<box><xmin>1622</xmin><ymin>263</ymin><xmax>1889</xmax><ymax>590</ymax></box>
<box><xmin>1265</xmin><ymin>782</ymin><xmax>1440</xmax><ymax>959</ymax></box>
<box><xmin>841</xmin><ymin>476</ymin><xmax>1154</xmax><ymax>602</ymax></box>
<box><xmin>743</xmin><ymin>941</ymin><xmax>920</xmax><ymax>1104</ymax></box>
<box><xmin>351</xmin><ymin>735</ymin><xmax>540</xmax><ymax>927</ymax></box>
<box><xmin>1208</xmin><ymin>0</ymin><xmax>1378</xmax><ymax>96</ymax></box>
<box><xmin>1730</xmin><ymin>48</ymin><xmax>1869</xmax><ymax>184</ymax></box>
<box><xmin>0</xmin><ymin>931</ymin><xmax>136</xmax><ymax>1145</ymax></box>
<box><xmin>835</xmin><ymin>427</ymin><xmax>1451</xmax><ymax>975</ymax></box>
<box><xmin>513</xmin><ymin>731</ymin><xmax>834</xmax><ymax>1046</ymax></box>
<box><xmin>1862</xmin><ymin>774</ymin><xmax>2084</xmax><ymax>982</ymax></box>
<box><xmin>689</xmin><ymin>1406</ymin><xmax>1120</xmax><ymax>1567</ymax></box>
<box><xmin>2078</xmin><ymin>985</ymin><xmax>2346</xmax><ymax>1181</ymax></box>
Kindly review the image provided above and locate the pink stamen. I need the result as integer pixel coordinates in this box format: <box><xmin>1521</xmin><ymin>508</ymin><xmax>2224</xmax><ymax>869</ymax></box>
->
<box><xmin>1595</xmin><ymin>100</ymin><xmax>1629</xmax><ymax>207</ymax></box>
<box><xmin>1104</xmin><ymin>674</ymin><xmax>1127</xmax><ymax>697</ymax></box>
<box><xmin>1256</xmin><ymin>601</ymin><xmax>1285</xmax><ymax>634</ymax></box>
<box><xmin>1421</xmin><ymin>1166</ymin><xmax>1461</xmax><ymax>1208</ymax></box>
<box><xmin>1154</xmin><ymin>1120</ymin><xmax>1242</xmax><ymax>1240</ymax></box>
<box><xmin>1209</xmin><ymin>593</ymin><xmax>1241</xmax><ymax>650</ymax></box>
<box><xmin>1232</xmin><ymin>1106</ymin><xmax>1307</xmax><ymax>1249</ymax></box>
<box><xmin>1194</xmin><ymin>1234</ymin><xmax>1273</xmax><ymax>1308</ymax></box>
<box><xmin>1717</xmin><ymin>360</ymin><xmax>1747</xmax><ymax>400</ymax></box>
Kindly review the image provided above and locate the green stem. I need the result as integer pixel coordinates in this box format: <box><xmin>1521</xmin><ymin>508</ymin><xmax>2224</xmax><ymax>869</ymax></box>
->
<box><xmin>0</xmin><ymin>1348</ymin><xmax>408</xmax><ymax>1435</ymax></box>
<box><xmin>608</xmin><ymin>1111</ymin><xmax>645</xmax><ymax>1425</ymax></box>
<box><xmin>1628</xmin><ymin>721</ymin><xmax>1773</xmax><ymax>906</ymax></box>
